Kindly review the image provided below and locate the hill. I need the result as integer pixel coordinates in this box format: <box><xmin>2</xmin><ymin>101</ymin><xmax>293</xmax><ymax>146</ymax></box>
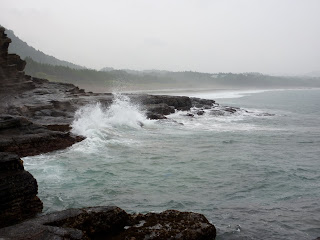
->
<box><xmin>24</xmin><ymin>58</ymin><xmax>320</xmax><ymax>92</ymax></box>
<box><xmin>3</xmin><ymin>25</ymin><xmax>320</xmax><ymax>92</ymax></box>
<box><xmin>5</xmin><ymin>28</ymin><xmax>85</xmax><ymax>69</ymax></box>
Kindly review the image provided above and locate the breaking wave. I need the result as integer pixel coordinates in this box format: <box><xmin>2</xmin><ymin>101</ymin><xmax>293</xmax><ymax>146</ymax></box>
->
<box><xmin>70</xmin><ymin>94</ymin><xmax>155</xmax><ymax>152</ymax></box>
<box><xmin>71</xmin><ymin>94</ymin><xmax>151</xmax><ymax>137</ymax></box>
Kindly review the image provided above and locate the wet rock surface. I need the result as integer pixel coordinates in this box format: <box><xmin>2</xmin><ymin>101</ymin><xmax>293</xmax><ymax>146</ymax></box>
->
<box><xmin>0</xmin><ymin>152</ymin><xmax>43</xmax><ymax>228</ymax></box>
<box><xmin>114</xmin><ymin>209</ymin><xmax>216</xmax><ymax>240</ymax></box>
<box><xmin>0</xmin><ymin>115</ymin><xmax>84</xmax><ymax>157</ymax></box>
<box><xmin>0</xmin><ymin>207</ymin><xmax>216</xmax><ymax>240</ymax></box>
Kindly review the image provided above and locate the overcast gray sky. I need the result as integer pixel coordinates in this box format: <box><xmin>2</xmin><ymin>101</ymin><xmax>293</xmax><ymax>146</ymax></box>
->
<box><xmin>1</xmin><ymin>0</ymin><xmax>319</xmax><ymax>74</ymax></box>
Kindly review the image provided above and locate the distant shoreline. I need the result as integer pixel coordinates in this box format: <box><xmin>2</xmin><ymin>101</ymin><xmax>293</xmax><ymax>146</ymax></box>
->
<box><xmin>120</xmin><ymin>87</ymin><xmax>320</xmax><ymax>99</ymax></box>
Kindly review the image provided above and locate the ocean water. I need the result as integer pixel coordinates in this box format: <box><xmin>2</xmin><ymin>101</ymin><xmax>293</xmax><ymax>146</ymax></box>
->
<box><xmin>24</xmin><ymin>89</ymin><xmax>320</xmax><ymax>240</ymax></box>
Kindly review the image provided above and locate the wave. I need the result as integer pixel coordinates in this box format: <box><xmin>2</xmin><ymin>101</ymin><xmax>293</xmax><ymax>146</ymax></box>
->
<box><xmin>71</xmin><ymin>94</ymin><xmax>151</xmax><ymax>137</ymax></box>
<box><xmin>70</xmin><ymin>94</ymin><xmax>155</xmax><ymax>152</ymax></box>
<box><xmin>70</xmin><ymin>93</ymin><xmax>279</xmax><ymax>152</ymax></box>
<box><xmin>187</xmin><ymin>89</ymin><xmax>270</xmax><ymax>100</ymax></box>
<box><xmin>166</xmin><ymin>106</ymin><xmax>279</xmax><ymax>132</ymax></box>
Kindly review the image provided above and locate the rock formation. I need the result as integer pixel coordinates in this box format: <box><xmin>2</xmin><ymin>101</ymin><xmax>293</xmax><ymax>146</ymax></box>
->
<box><xmin>0</xmin><ymin>27</ymin><xmax>85</xmax><ymax>157</ymax></box>
<box><xmin>0</xmin><ymin>27</ymin><xmax>35</xmax><ymax>93</ymax></box>
<box><xmin>0</xmin><ymin>26</ymin><xmax>233</xmax><ymax>238</ymax></box>
<box><xmin>0</xmin><ymin>115</ymin><xmax>84</xmax><ymax>157</ymax></box>
<box><xmin>0</xmin><ymin>152</ymin><xmax>43</xmax><ymax>228</ymax></box>
<box><xmin>0</xmin><ymin>206</ymin><xmax>216</xmax><ymax>239</ymax></box>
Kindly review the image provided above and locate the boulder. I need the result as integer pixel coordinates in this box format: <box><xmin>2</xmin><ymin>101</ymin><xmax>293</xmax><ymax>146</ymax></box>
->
<box><xmin>0</xmin><ymin>153</ymin><xmax>43</xmax><ymax>228</ymax></box>
<box><xmin>191</xmin><ymin>98</ymin><xmax>215</xmax><ymax>109</ymax></box>
<box><xmin>146</xmin><ymin>112</ymin><xmax>168</xmax><ymax>120</ymax></box>
<box><xmin>117</xmin><ymin>209</ymin><xmax>216</xmax><ymax>240</ymax></box>
<box><xmin>0</xmin><ymin>207</ymin><xmax>216</xmax><ymax>240</ymax></box>
<box><xmin>131</xmin><ymin>95</ymin><xmax>192</xmax><ymax>111</ymax></box>
<box><xmin>144</xmin><ymin>103</ymin><xmax>175</xmax><ymax>116</ymax></box>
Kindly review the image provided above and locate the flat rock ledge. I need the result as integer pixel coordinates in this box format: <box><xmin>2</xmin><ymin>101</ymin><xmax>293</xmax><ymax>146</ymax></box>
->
<box><xmin>0</xmin><ymin>206</ymin><xmax>216</xmax><ymax>240</ymax></box>
<box><xmin>0</xmin><ymin>115</ymin><xmax>84</xmax><ymax>157</ymax></box>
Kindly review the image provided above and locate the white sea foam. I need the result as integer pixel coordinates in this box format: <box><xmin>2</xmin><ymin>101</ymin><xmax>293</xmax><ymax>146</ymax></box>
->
<box><xmin>188</xmin><ymin>89</ymin><xmax>269</xmax><ymax>100</ymax></box>
<box><xmin>72</xmin><ymin>94</ymin><xmax>149</xmax><ymax>136</ymax></box>
<box><xmin>147</xmin><ymin>88</ymin><xmax>272</xmax><ymax>99</ymax></box>
<box><xmin>167</xmin><ymin>106</ymin><xmax>279</xmax><ymax>132</ymax></box>
<box><xmin>70</xmin><ymin>94</ymin><xmax>155</xmax><ymax>152</ymax></box>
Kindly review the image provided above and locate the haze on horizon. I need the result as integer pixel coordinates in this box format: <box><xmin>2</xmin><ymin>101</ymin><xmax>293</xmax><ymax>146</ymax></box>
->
<box><xmin>1</xmin><ymin>0</ymin><xmax>320</xmax><ymax>75</ymax></box>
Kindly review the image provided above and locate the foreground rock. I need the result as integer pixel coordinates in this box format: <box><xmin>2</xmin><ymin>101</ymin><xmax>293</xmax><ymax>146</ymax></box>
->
<box><xmin>0</xmin><ymin>206</ymin><xmax>216</xmax><ymax>240</ymax></box>
<box><xmin>115</xmin><ymin>209</ymin><xmax>216</xmax><ymax>240</ymax></box>
<box><xmin>0</xmin><ymin>153</ymin><xmax>43</xmax><ymax>228</ymax></box>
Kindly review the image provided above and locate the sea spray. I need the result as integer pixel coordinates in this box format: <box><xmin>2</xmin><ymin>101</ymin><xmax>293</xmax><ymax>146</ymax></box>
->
<box><xmin>70</xmin><ymin>93</ymin><xmax>155</xmax><ymax>152</ymax></box>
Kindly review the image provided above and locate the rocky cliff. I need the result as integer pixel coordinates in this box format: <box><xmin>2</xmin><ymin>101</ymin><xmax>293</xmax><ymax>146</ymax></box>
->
<box><xmin>0</xmin><ymin>27</ymin><xmax>35</xmax><ymax>93</ymax></box>
<box><xmin>0</xmin><ymin>152</ymin><xmax>43</xmax><ymax>228</ymax></box>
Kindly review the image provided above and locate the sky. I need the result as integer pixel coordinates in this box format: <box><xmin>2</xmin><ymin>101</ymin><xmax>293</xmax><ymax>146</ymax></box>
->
<box><xmin>1</xmin><ymin>0</ymin><xmax>320</xmax><ymax>75</ymax></box>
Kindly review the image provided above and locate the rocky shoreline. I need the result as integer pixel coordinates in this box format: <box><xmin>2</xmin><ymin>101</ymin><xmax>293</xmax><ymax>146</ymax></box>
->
<box><xmin>0</xmin><ymin>206</ymin><xmax>216</xmax><ymax>240</ymax></box>
<box><xmin>0</xmin><ymin>26</ymin><xmax>250</xmax><ymax>239</ymax></box>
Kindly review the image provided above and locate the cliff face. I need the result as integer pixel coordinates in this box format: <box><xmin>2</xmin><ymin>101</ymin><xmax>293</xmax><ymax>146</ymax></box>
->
<box><xmin>0</xmin><ymin>27</ymin><xmax>43</xmax><ymax>227</ymax></box>
<box><xmin>0</xmin><ymin>27</ymin><xmax>85</xmax><ymax>158</ymax></box>
<box><xmin>0</xmin><ymin>26</ymin><xmax>82</xmax><ymax>227</ymax></box>
<box><xmin>0</xmin><ymin>152</ymin><xmax>43</xmax><ymax>228</ymax></box>
<box><xmin>0</xmin><ymin>27</ymin><xmax>35</xmax><ymax>93</ymax></box>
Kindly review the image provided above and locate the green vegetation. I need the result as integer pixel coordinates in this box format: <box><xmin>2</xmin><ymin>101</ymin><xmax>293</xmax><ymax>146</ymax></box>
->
<box><xmin>24</xmin><ymin>58</ymin><xmax>178</xmax><ymax>91</ymax></box>
<box><xmin>25</xmin><ymin>57</ymin><xmax>320</xmax><ymax>92</ymax></box>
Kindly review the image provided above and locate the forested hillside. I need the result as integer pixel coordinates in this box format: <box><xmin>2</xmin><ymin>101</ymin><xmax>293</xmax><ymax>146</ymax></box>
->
<box><xmin>4</xmin><ymin>25</ymin><xmax>320</xmax><ymax>92</ymax></box>
<box><xmin>5</xmin><ymin>29</ymin><xmax>85</xmax><ymax>69</ymax></box>
<box><xmin>25</xmin><ymin>57</ymin><xmax>320</xmax><ymax>92</ymax></box>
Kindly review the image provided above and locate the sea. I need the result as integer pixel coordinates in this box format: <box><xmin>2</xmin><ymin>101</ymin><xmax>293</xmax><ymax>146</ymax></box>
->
<box><xmin>23</xmin><ymin>88</ymin><xmax>320</xmax><ymax>240</ymax></box>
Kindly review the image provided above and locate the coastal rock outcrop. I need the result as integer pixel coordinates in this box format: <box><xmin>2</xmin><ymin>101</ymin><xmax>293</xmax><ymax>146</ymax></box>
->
<box><xmin>0</xmin><ymin>115</ymin><xmax>84</xmax><ymax>157</ymax></box>
<box><xmin>0</xmin><ymin>27</ymin><xmax>35</xmax><ymax>92</ymax></box>
<box><xmin>0</xmin><ymin>152</ymin><xmax>43</xmax><ymax>228</ymax></box>
<box><xmin>131</xmin><ymin>94</ymin><xmax>193</xmax><ymax>111</ymax></box>
<box><xmin>116</xmin><ymin>209</ymin><xmax>216</xmax><ymax>240</ymax></box>
<box><xmin>0</xmin><ymin>26</ymin><xmax>221</xmax><ymax>236</ymax></box>
<box><xmin>0</xmin><ymin>206</ymin><xmax>216</xmax><ymax>240</ymax></box>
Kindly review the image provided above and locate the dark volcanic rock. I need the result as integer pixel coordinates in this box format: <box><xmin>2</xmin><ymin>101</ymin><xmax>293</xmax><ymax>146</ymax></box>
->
<box><xmin>196</xmin><ymin>110</ymin><xmax>205</xmax><ymax>115</ymax></box>
<box><xmin>191</xmin><ymin>97</ymin><xmax>215</xmax><ymax>109</ymax></box>
<box><xmin>131</xmin><ymin>94</ymin><xmax>192</xmax><ymax>111</ymax></box>
<box><xmin>144</xmin><ymin>103</ymin><xmax>175</xmax><ymax>119</ymax></box>
<box><xmin>146</xmin><ymin>112</ymin><xmax>168</xmax><ymax>120</ymax></box>
<box><xmin>0</xmin><ymin>27</ymin><xmax>35</xmax><ymax>92</ymax></box>
<box><xmin>115</xmin><ymin>209</ymin><xmax>216</xmax><ymax>240</ymax></box>
<box><xmin>0</xmin><ymin>115</ymin><xmax>83</xmax><ymax>157</ymax></box>
<box><xmin>0</xmin><ymin>152</ymin><xmax>43</xmax><ymax>228</ymax></box>
<box><xmin>0</xmin><ymin>207</ymin><xmax>216</xmax><ymax>240</ymax></box>
<box><xmin>209</xmin><ymin>106</ymin><xmax>239</xmax><ymax>116</ymax></box>
<box><xmin>0</xmin><ymin>206</ymin><xmax>128</xmax><ymax>240</ymax></box>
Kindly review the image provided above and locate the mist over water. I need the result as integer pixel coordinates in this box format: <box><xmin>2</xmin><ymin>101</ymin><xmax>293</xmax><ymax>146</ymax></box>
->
<box><xmin>24</xmin><ymin>89</ymin><xmax>320</xmax><ymax>240</ymax></box>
